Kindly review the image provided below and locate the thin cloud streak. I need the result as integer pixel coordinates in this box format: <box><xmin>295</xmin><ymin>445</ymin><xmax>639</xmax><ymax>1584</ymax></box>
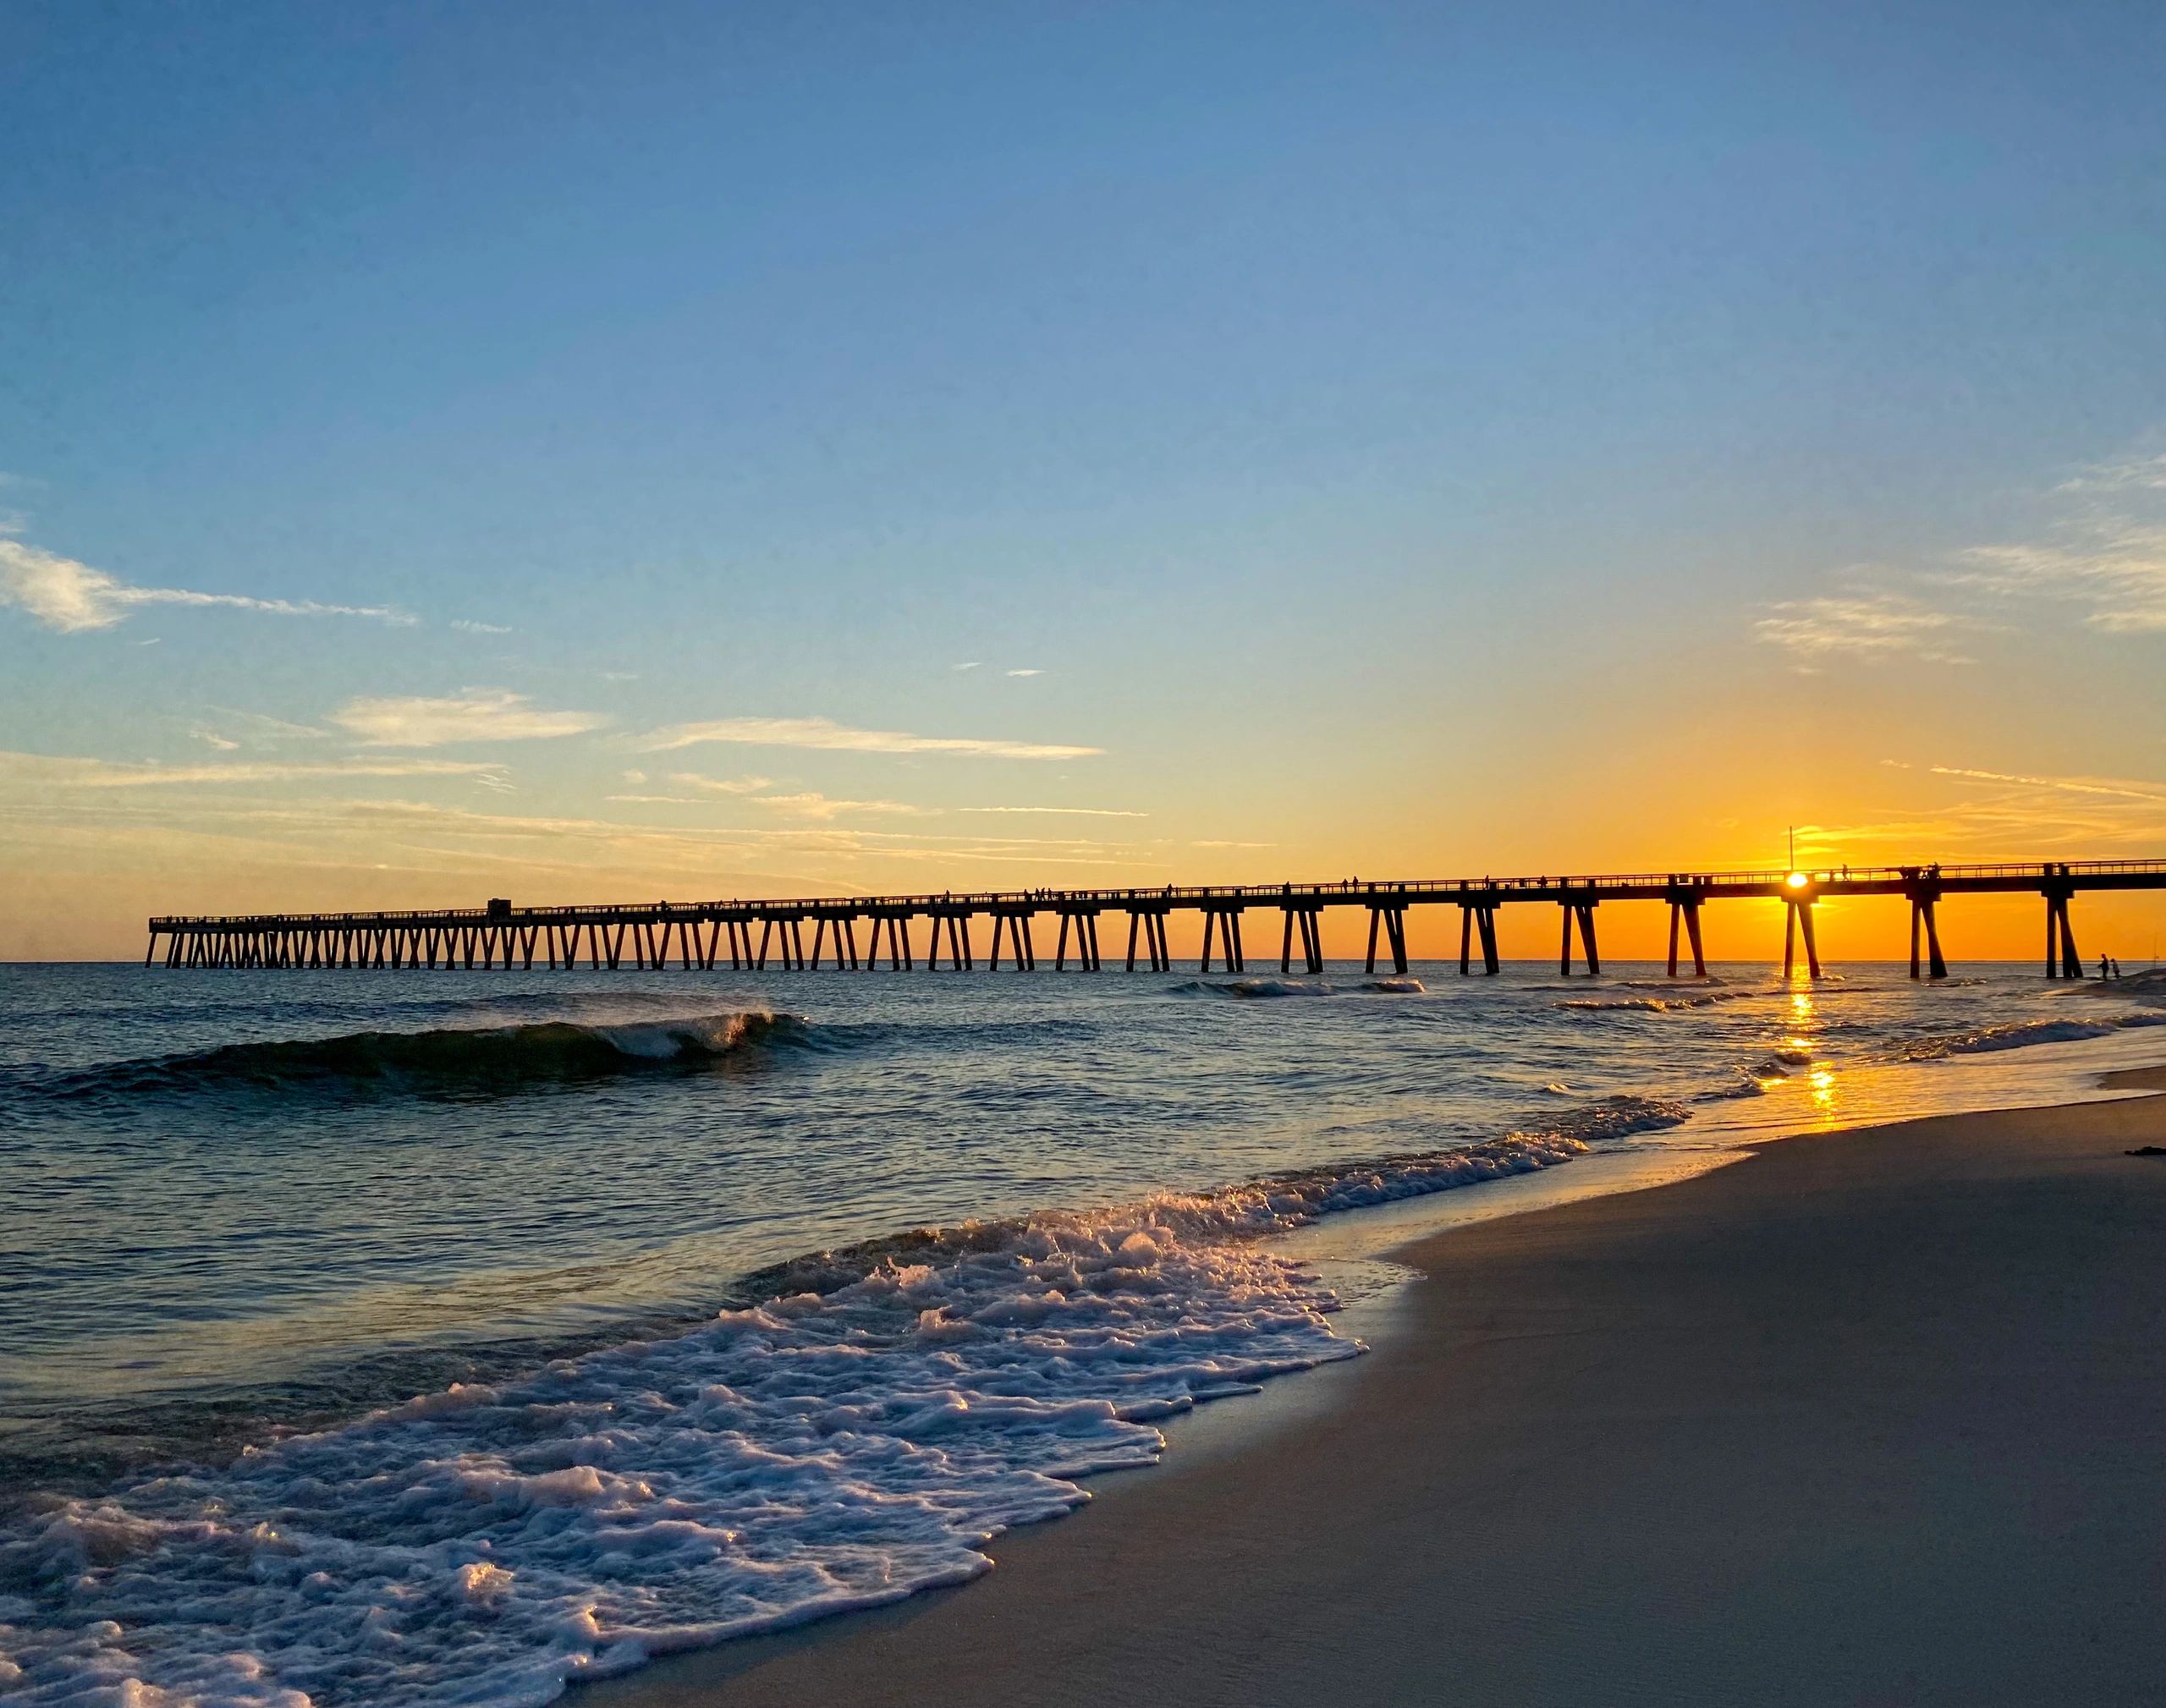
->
<box><xmin>958</xmin><ymin>805</ymin><xmax>1146</xmax><ymax>818</ymax></box>
<box><xmin>0</xmin><ymin>750</ymin><xmax>502</xmax><ymax>788</ymax></box>
<box><xmin>1807</xmin><ymin>758</ymin><xmax>2166</xmax><ymax>853</ymax></box>
<box><xmin>635</xmin><ymin>715</ymin><xmax>1102</xmax><ymax>761</ymax></box>
<box><xmin>748</xmin><ymin>793</ymin><xmax>933</xmax><ymax>821</ymax></box>
<box><xmin>668</xmin><ymin>772</ymin><xmax>776</xmax><ymax>796</ymax></box>
<box><xmin>332</xmin><ymin>689</ymin><xmax>608</xmax><ymax>748</ymax></box>
<box><xmin>0</xmin><ymin>538</ymin><xmax>412</xmax><ymax>632</ymax></box>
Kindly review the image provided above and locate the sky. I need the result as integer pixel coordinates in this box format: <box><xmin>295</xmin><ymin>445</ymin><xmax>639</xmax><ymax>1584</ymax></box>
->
<box><xmin>4</xmin><ymin>0</ymin><xmax>2165</xmax><ymax>961</ymax></box>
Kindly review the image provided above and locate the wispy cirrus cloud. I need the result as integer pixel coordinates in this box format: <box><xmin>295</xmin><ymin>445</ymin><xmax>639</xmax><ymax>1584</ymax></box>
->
<box><xmin>0</xmin><ymin>750</ymin><xmax>503</xmax><ymax>788</ymax></box>
<box><xmin>1941</xmin><ymin>530</ymin><xmax>2166</xmax><ymax>633</ymax></box>
<box><xmin>668</xmin><ymin>772</ymin><xmax>776</xmax><ymax>796</ymax></box>
<box><xmin>745</xmin><ymin>792</ymin><xmax>934</xmax><ymax>821</ymax></box>
<box><xmin>958</xmin><ymin>805</ymin><xmax>1146</xmax><ymax>818</ymax></box>
<box><xmin>1751</xmin><ymin>589</ymin><xmax>1977</xmax><ymax>667</ymax></box>
<box><xmin>634</xmin><ymin>715</ymin><xmax>1102</xmax><ymax>761</ymax></box>
<box><xmin>188</xmin><ymin>707</ymin><xmax>333</xmax><ymax>750</ymax></box>
<box><xmin>648</xmin><ymin>775</ymin><xmax>1140</xmax><ymax>821</ymax></box>
<box><xmin>1922</xmin><ymin>763</ymin><xmax>2166</xmax><ymax>807</ymax></box>
<box><xmin>1756</xmin><ymin>444</ymin><xmax>2166</xmax><ymax>660</ymax></box>
<box><xmin>1803</xmin><ymin>757</ymin><xmax>2166</xmax><ymax>852</ymax></box>
<box><xmin>331</xmin><ymin>689</ymin><xmax>607</xmax><ymax>748</ymax></box>
<box><xmin>2052</xmin><ymin>450</ymin><xmax>2166</xmax><ymax>497</ymax></box>
<box><xmin>1933</xmin><ymin>448</ymin><xmax>2166</xmax><ymax>632</ymax></box>
<box><xmin>0</xmin><ymin>537</ymin><xmax>412</xmax><ymax>633</ymax></box>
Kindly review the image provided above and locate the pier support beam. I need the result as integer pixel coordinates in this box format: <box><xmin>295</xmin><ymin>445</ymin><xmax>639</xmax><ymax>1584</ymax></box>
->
<box><xmin>1365</xmin><ymin>904</ymin><xmax>1409</xmax><ymax>975</ymax></box>
<box><xmin>1907</xmin><ymin>892</ymin><xmax>1947</xmax><ymax>979</ymax></box>
<box><xmin>1201</xmin><ymin>906</ymin><xmax>1245</xmax><ymax>973</ymax></box>
<box><xmin>1124</xmin><ymin>908</ymin><xmax>1172</xmax><ymax>973</ymax></box>
<box><xmin>1055</xmin><ymin>909</ymin><xmax>1102</xmax><ymax>971</ymax></box>
<box><xmin>1281</xmin><ymin>905</ymin><xmax>1323</xmax><ymax>975</ymax></box>
<box><xmin>927</xmin><ymin>912</ymin><xmax>974</xmax><ymax>970</ymax></box>
<box><xmin>1458</xmin><ymin>902</ymin><xmax>1500</xmax><ymax>975</ymax></box>
<box><xmin>1665</xmin><ymin>894</ymin><xmax>1707</xmax><ymax>978</ymax></box>
<box><xmin>2044</xmin><ymin>884</ymin><xmax>2082</xmax><ymax>979</ymax></box>
<box><xmin>1783</xmin><ymin>898</ymin><xmax>1822</xmax><ymax>980</ymax></box>
<box><xmin>988</xmin><ymin>911</ymin><xmax>1038</xmax><ymax>971</ymax></box>
<box><xmin>1559</xmin><ymin>899</ymin><xmax>1599</xmax><ymax>975</ymax></box>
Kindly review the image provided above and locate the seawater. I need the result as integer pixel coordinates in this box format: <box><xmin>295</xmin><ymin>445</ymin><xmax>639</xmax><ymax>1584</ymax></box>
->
<box><xmin>2</xmin><ymin>960</ymin><xmax>2162</xmax><ymax>1705</ymax></box>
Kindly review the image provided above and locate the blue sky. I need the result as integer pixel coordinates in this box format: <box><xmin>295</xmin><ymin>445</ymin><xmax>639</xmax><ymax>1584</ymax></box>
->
<box><xmin>5</xmin><ymin>1</ymin><xmax>2165</xmax><ymax>955</ymax></box>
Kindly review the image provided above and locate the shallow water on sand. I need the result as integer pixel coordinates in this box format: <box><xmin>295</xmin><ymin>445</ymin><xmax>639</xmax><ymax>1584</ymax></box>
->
<box><xmin>1</xmin><ymin>959</ymin><xmax>2161</xmax><ymax>1705</ymax></box>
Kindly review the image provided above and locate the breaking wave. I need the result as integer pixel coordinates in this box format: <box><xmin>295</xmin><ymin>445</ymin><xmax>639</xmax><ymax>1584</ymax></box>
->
<box><xmin>1888</xmin><ymin>1011</ymin><xmax>2166</xmax><ymax>1062</ymax></box>
<box><xmin>1170</xmin><ymin>976</ymin><xmax>1427</xmax><ymax>999</ymax></box>
<box><xmin>1555</xmin><ymin>989</ymin><xmax>1756</xmax><ymax>1013</ymax></box>
<box><xmin>36</xmin><ymin>1012</ymin><xmax>805</xmax><ymax>1101</ymax></box>
<box><xmin>0</xmin><ymin>1125</ymin><xmax>1592</xmax><ymax>1708</ymax></box>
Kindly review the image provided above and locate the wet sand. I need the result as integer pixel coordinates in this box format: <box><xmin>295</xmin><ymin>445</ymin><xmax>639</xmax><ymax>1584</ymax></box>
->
<box><xmin>586</xmin><ymin>1069</ymin><xmax>2166</xmax><ymax>1707</ymax></box>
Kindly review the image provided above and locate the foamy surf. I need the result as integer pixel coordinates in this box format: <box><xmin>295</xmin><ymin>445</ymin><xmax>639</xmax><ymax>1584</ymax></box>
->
<box><xmin>0</xmin><ymin>1130</ymin><xmax>1591</xmax><ymax>1708</ymax></box>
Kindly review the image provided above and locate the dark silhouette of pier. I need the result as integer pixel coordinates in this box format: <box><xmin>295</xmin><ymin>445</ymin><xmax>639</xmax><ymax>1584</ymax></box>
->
<box><xmin>146</xmin><ymin>859</ymin><xmax>2166</xmax><ymax>979</ymax></box>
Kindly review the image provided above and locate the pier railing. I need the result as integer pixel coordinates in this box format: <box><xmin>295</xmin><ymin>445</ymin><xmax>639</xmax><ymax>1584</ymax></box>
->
<box><xmin>147</xmin><ymin>857</ymin><xmax>2166</xmax><ymax>980</ymax></box>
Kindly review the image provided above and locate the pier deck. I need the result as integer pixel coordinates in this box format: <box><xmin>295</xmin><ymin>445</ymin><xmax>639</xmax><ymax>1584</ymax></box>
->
<box><xmin>147</xmin><ymin>859</ymin><xmax>2166</xmax><ymax>979</ymax></box>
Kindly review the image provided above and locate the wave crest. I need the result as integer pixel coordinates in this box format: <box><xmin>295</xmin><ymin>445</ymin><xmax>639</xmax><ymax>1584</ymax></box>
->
<box><xmin>47</xmin><ymin>1011</ymin><xmax>804</xmax><ymax>1100</ymax></box>
<box><xmin>1891</xmin><ymin>1011</ymin><xmax>2166</xmax><ymax>1061</ymax></box>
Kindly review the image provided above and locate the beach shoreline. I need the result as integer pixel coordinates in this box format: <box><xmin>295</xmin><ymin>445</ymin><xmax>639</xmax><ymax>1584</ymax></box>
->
<box><xmin>582</xmin><ymin>1064</ymin><xmax>2166</xmax><ymax>1707</ymax></box>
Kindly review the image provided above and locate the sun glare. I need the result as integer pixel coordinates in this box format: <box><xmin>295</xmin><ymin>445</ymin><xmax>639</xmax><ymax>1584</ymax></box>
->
<box><xmin>1786</xmin><ymin>871</ymin><xmax>1809</xmax><ymax>889</ymax></box>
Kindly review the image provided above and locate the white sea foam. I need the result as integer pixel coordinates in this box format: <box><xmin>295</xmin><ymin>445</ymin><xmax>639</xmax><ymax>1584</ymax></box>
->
<box><xmin>0</xmin><ymin>1134</ymin><xmax>1588</xmax><ymax>1708</ymax></box>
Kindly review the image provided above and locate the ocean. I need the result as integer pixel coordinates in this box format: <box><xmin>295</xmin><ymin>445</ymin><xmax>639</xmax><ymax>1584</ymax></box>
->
<box><xmin>3</xmin><ymin>958</ymin><xmax>2163</xmax><ymax>1705</ymax></box>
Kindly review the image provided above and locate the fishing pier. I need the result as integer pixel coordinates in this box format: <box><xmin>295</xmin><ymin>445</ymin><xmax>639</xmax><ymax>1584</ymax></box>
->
<box><xmin>147</xmin><ymin>858</ymin><xmax>2166</xmax><ymax>979</ymax></box>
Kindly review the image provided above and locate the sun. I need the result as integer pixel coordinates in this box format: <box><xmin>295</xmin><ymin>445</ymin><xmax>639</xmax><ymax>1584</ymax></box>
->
<box><xmin>1786</xmin><ymin>871</ymin><xmax>1810</xmax><ymax>890</ymax></box>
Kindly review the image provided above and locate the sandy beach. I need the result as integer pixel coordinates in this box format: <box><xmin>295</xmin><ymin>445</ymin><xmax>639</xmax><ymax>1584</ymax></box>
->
<box><xmin>586</xmin><ymin>1068</ymin><xmax>2166</xmax><ymax>1708</ymax></box>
